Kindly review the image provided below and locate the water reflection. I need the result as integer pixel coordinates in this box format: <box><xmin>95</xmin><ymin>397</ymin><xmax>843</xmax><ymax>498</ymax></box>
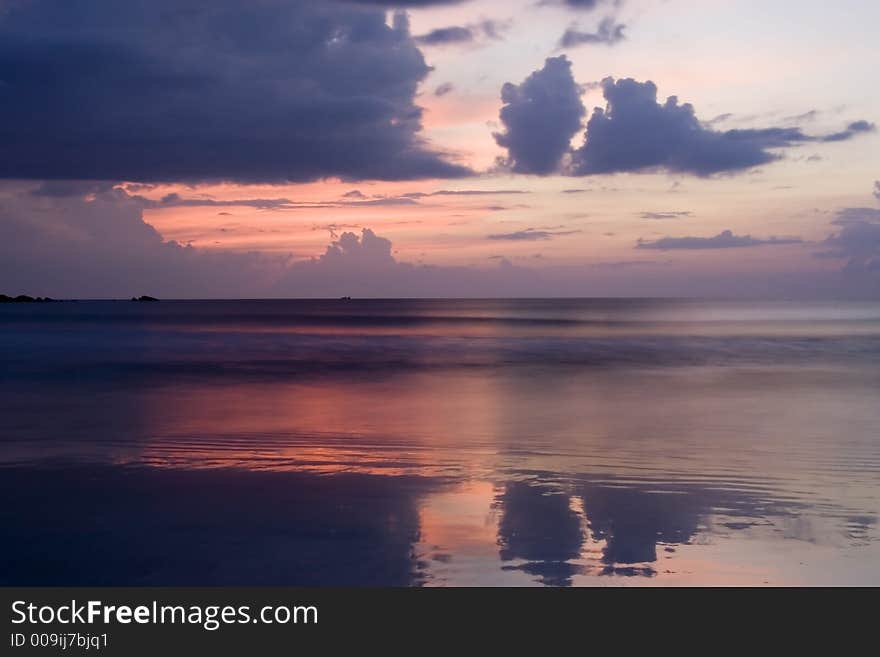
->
<box><xmin>1</xmin><ymin>300</ymin><xmax>879</xmax><ymax>586</ymax></box>
<box><xmin>1</xmin><ymin>460</ymin><xmax>877</xmax><ymax>586</ymax></box>
<box><xmin>496</xmin><ymin>483</ymin><xmax>585</xmax><ymax>586</ymax></box>
<box><xmin>0</xmin><ymin>465</ymin><xmax>439</xmax><ymax>586</ymax></box>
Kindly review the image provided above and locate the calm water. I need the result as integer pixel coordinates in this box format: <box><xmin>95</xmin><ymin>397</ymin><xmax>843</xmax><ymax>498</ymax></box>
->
<box><xmin>1</xmin><ymin>299</ymin><xmax>879</xmax><ymax>586</ymax></box>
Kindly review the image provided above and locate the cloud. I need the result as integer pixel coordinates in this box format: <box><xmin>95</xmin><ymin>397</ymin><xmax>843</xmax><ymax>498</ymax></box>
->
<box><xmin>639</xmin><ymin>211</ymin><xmax>692</xmax><ymax>219</ymax></box>
<box><xmin>272</xmin><ymin>228</ymin><xmax>544</xmax><ymax>297</ymax></box>
<box><xmin>559</xmin><ymin>17</ymin><xmax>626</xmax><ymax>48</ymax></box>
<box><xmin>434</xmin><ymin>82</ymin><xmax>455</xmax><ymax>97</ymax></box>
<box><xmin>4</xmin><ymin>181</ymin><xmax>876</xmax><ymax>300</ymax></box>
<box><xmin>0</xmin><ymin>187</ymin><xmax>282</xmax><ymax>298</ymax></box>
<box><xmin>636</xmin><ymin>229</ymin><xmax>803</xmax><ymax>250</ymax></box>
<box><xmin>874</xmin><ymin>180</ymin><xmax>880</xmax><ymax>202</ymax></box>
<box><xmin>0</xmin><ymin>1</ymin><xmax>469</xmax><ymax>183</ymax></box>
<box><xmin>829</xmin><ymin>206</ymin><xmax>880</xmax><ymax>226</ymax></box>
<box><xmin>414</xmin><ymin>20</ymin><xmax>508</xmax><ymax>47</ymax></box>
<box><xmin>492</xmin><ymin>61</ymin><xmax>874</xmax><ymax>178</ymax></box>
<box><xmin>817</xmin><ymin>206</ymin><xmax>880</xmax><ymax>272</ymax></box>
<box><xmin>30</xmin><ymin>181</ymin><xmax>120</xmax><ymax>198</ymax></box>
<box><xmin>541</xmin><ymin>0</ymin><xmax>614</xmax><ymax>10</ymax></box>
<box><xmin>572</xmin><ymin>78</ymin><xmax>875</xmax><ymax>176</ymax></box>
<box><xmin>2</xmin><ymin>183</ymin><xmax>549</xmax><ymax>298</ymax></box>
<box><xmin>566</xmin><ymin>0</ymin><xmax>614</xmax><ymax>8</ymax></box>
<box><xmin>121</xmin><ymin>187</ymin><xmax>531</xmax><ymax>213</ymax></box>
<box><xmin>128</xmin><ymin>191</ymin><xmax>423</xmax><ymax>211</ymax></box>
<box><xmin>337</xmin><ymin>197</ymin><xmax>421</xmax><ymax>207</ymax></box>
<box><xmin>316</xmin><ymin>228</ymin><xmax>394</xmax><ymax>266</ymax></box>
<box><xmin>402</xmin><ymin>189</ymin><xmax>529</xmax><ymax>198</ymax></box>
<box><xmin>25</xmin><ymin>187</ymin><xmax>421</xmax><ymax>212</ymax></box>
<box><xmin>573</xmin><ymin>79</ymin><xmax>773</xmax><ymax>176</ymax></box>
<box><xmin>722</xmin><ymin>122</ymin><xmax>875</xmax><ymax>147</ymax></box>
<box><xmin>29</xmin><ymin>182</ymin><xmax>302</xmax><ymax>211</ymax></box>
<box><xmin>488</xmin><ymin>227</ymin><xmax>581</xmax><ymax>241</ymax></box>
<box><xmin>820</xmin><ymin>120</ymin><xmax>876</xmax><ymax>142</ymax></box>
<box><xmin>347</xmin><ymin>1</ymin><xmax>470</xmax><ymax>5</ymax></box>
<box><xmin>415</xmin><ymin>25</ymin><xmax>473</xmax><ymax>45</ymax></box>
<box><xmin>494</xmin><ymin>56</ymin><xmax>586</xmax><ymax>174</ymax></box>
<box><xmin>589</xmin><ymin>260</ymin><xmax>666</xmax><ymax>269</ymax></box>
<box><xmin>143</xmin><ymin>193</ymin><xmax>295</xmax><ymax>210</ymax></box>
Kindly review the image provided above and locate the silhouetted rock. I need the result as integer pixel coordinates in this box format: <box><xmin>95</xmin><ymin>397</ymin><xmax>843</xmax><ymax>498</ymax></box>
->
<box><xmin>131</xmin><ymin>295</ymin><xmax>159</xmax><ymax>302</ymax></box>
<box><xmin>1</xmin><ymin>294</ymin><xmax>57</xmax><ymax>303</ymax></box>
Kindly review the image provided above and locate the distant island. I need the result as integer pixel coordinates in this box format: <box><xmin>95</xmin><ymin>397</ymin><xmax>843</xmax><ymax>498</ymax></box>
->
<box><xmin>2</xmin><ymin>294</ymin><xmax>162</xmax><ymax>303</ymax></box>
<box><xmin>0</xmin><ymin>294</ymin><xmax>56</xmax><ymax>303</ymax></box>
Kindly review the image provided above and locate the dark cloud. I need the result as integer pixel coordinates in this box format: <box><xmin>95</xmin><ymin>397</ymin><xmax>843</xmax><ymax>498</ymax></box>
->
<box><xmin>0</xmin><ymin>1</ymin><xmax>470</xmax><ymax>183</ymax></box>
<box><xmin>494</xmin><ymin>56</ymin><xmax>586</xmax><ymax>174</ymax></box>
<box><xmin>559</xmin><ymin>17</ymin><xmax>626</xmax><ymax>48</ymax></box>
<box><xmin>414</xmin><ymin>20</ymin><xmax>508</xmax><ymax>47</ymax></box>
<box><xmin>820</xmin><ymin>120</ymin><xmax>876</xmax><ymax>142</ymax></box>
<box><xmin>342</xmin><ymin>190</ymin><xmax>367</xmax><ymax>199</ymax></box>
<box><xmin>874</xmin><ymin>180</ymin><xmax>880</xmax><ymax>201</ymax></box>
<box><xmin>637</xmin><ymin>229</ymin><xmax>803</xmax><ymax>250</ymax></box>
<box><xmin>570</xmin><ymin>78</ymin><xmax>874</xmax><ymax>176</ymax></box>
<box><xmin>573</xmin><ymin>79</ymin><xmax>777</xmax><ymax>176</ymax></box>
<box><xmin>723</xmin><ymin>121</ymin><xmax>875</xmax><ymax>147</ymax></box>
<box><xmin>492</xmin><ymin>62</ymin><xmax>874</xmax><ymax>178</ymax></box>
<box><xmin>488</xmin><ymin>228</ymin><xmax>580</xmax><ymax>241</ymax></box>
<box><xmin>434</xmin><ymin>82</ymin><xmax>455</xmax><ymax>97</ymax></box>
<box><xmin>639</xmin><ymin>211</ymin><xmax>691</xmax><ymax>220</ymax></box>
<box><xmin>415</xmin><ymin>25</ymin><xmax>473</xmax><ymax>45</ymax></box>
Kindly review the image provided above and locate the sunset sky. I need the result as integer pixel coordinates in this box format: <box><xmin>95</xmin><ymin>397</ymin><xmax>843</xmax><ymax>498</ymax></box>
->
<box><xmin>1</xmin><ymin>0</ymin><xmax>878</xmax><ymax>297</ymax></box>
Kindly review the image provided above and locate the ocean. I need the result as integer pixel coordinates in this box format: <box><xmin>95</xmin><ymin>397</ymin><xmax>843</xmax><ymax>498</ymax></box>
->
<box><xmin>1</xmin><ymin>298</ymin><xmax>879</xmax><ymax>586</ymax></box>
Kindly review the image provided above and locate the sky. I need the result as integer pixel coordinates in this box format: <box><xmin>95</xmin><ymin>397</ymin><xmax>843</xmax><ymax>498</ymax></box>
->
<box><xmin>0</xmin><ymin>0</ymin><xmax>878</xmax><ymax>298</ymax></box>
